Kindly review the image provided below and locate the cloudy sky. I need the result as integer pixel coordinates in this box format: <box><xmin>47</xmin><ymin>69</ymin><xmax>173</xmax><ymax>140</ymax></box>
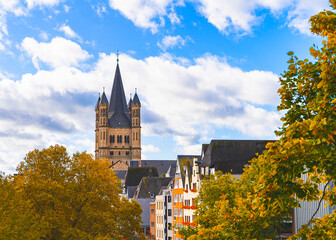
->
<box><xmin>0</xmin><ymin>0</ymin><xmax>329</xmax><ymax>173</ymax></box>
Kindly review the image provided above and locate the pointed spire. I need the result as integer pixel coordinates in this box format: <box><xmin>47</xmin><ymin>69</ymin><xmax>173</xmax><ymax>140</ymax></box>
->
<box><xmin>128</xmin><ymin>93</ymin><xmax>133</xmax><ymax>110</ymax></box>
<box><xmin>108</xmin><ymin>63</ymin><xmax>131</xmax><ymax>127</ymax></box>
<box><xmin>132</xmin><ymin>89</ymin><xmax>141</xmax><ymax>106</ymax></box>
<box><xmin>95</xmin><ymin>93</ymin><xmax>100</xmax><ymax>110</ymax></box>
<box><xmin>100</xmin><ymin>88</ymin><xmax>108</xmax><ymax>105</ymax></box>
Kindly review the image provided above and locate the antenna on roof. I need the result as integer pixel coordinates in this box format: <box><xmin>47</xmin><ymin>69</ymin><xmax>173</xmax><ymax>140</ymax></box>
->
<box><xmin>117</xmin><ymin>50</ymin><xmax>119</xmax><ymax>63</ymax></box>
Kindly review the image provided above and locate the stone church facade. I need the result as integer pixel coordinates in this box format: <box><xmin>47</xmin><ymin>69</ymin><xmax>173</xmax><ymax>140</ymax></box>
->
<box><xmin>95</xmin><ymin>62</ymin><xmax>141</xmax><ymax>170</ymax></box>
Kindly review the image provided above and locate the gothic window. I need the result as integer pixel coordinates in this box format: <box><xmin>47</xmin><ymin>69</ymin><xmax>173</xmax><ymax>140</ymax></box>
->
<box><xmin>126</xmin><ymin>151</ymin><xmax>129</xmax><ymax>156</ymax></box>
<box><xmin>110</xmin><ymin>151</ymin><xmax>114</xmax><ymax>156</ymax></box>
<box><xmin>120</xmin><ymin>135</ymin><xmax>122</xmax><ymax>143</ymax></box>
<box><xmin>127</xmin><ymin>135</ymin><xmax>129</xmax><ymax>143</ymax></box>
<box><xmin>119</xmin><ymin>151</ymin><xmax>121</xmax><ymax>155</ymax></box>
<box><xmin>136</xmin><ymin>132</ymin><xmax>138</xmax><ymax>140</ymax></box>
<box><xmin>124</xmin><ymin>135</ymin><xmax>127</xmax><ymax>143</ymax></box>
<box><xmin>103</xmin><ymin>132</ymin><xmax>105</xmax><ymax>140</ymax></box>
<box><xmin>133</xmin><ymin>132</ymin><xmax>135</xmax><ymax>140</ymax></box>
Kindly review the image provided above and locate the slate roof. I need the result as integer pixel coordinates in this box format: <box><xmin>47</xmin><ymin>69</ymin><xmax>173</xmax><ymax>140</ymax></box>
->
<box><xmin>165</xmin><ymin>163</ymin><xmax>176</xmax><ymax>177</ymax></box>
<box><xmin>177</xmin><ymin>155</ymin><xmax>201</xmax><ymax>186</ymax></box>
<box><xmin>201</xmin><ymin>144</ymin><xmax>209</xmax><ymax>157</ymax></box>
<box><xmin>114</xmin><ymin>170</ymin><xmax>127</xmax><ymax>181</ymax></box>
<box><xmin>100</xmin><ymin>91</ymin><xmax>108</xmax><ymax>105</ymax></box>
<box><xmin>124</xmin><ymin>167</ymin><xmax>158</xmax><ymax>187</ymax></box>
<box><xmin>133</xmin><ymin>177</ymin><xmax>172</xmax><ymax>199</ymax></box>
<box><xmin>108</xmin><ymin>63</ymin><xmax>131</xmax><ymax>128</ymax></box>
<box><xmin>128</xmin><ymin>97</ymin><xmax>133</xmax><ymax>110</ymax></box>
<box><xmin>132</xmin><ymin>92</ymin><xmax>141</xmax><ymax>106</ymax></box>
<box><xmin>202</xmin><ymin>140</ymin><xmax>275</xmax><ymax>174</ymax></box>
<box><xmin>95</xmin><ymin>95</ymin><xmax>100</xmax><ymax>110</ymax></box>
<box><xmin>141</xmin><ymin>160</ymin><xmax>175</xmax><ymax>176</ymax></box>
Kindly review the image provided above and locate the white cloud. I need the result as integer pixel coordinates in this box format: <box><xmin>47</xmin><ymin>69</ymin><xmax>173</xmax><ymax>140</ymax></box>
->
<box><xmin>194</xmin><ymin>0</ymin><xmax>330</xmax><ymax>35</ymax></box>
<box><xmin>106</xmin><ymin>0</ymin><xmax>329</xmax><ymax>35</ymax></box>
<box><xmin>64</xmin><ymin>4</ymin><xmax>70</xmax><ymax>12</ymax></box>
<box><xmin>142</xmin><ymin>144</ymin><xmax>160</xmax><ymax>153</ymax></box>
<box><xmin>287</xmin><ymin>0</ymin><xmax>330</xmax><ymax>35</ymax></box>
<box><xmin>93</xmin><ymin>3</ymin><xmax>108</xmax><ymax>16</ymax></box>
<box><xmin>25</xmin><ymin>0</ymin><xmax>64</xmax><ymax>9</ymax></box>
<box><xmin>39</xmin><ymin>31</ymin><xmax>48</xmax><ymax>40</ymax></box>
<box><xmin>157</xmin><ymin>35</ymin><xmax>191</xmax><ymax>50</ymax></box>
<box><xmin>0</xmin><ymin>52</ymin><xmax>281</xmax><ymax>173</ymax></box>
<box><xmin>108</xmin><ymin>0</ymin><xmax>174</xmax><ymax>33</ymax></box>
<box><xmin>21</xmin><ymin>37</ymin><xmax>91</xmax><ymax>69</ymax></box>
<box><xmin>58</xmin><ymin>24</ymin><xmax>79</xmax><ymax>39</ymax></box>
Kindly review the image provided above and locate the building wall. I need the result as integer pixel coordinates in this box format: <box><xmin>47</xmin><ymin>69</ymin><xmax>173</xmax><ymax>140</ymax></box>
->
<box><xmin>183</xmin><ymin>158</ymin><xmax>200</xmax><ymax>228</ymax></box>
<box><xmin>172</xmin><ymin>177</ymin><xmax>183</xmax><ymax>240</ymax></box>
<box><xmin>150</xmin><ymin>202</ymin><xmax>156</xmax><ymax>240</ymax></box>
<box><xmin>155</xmin><ymin>195</ymin><xmax>164</xmax><ymax>240</ymax></box>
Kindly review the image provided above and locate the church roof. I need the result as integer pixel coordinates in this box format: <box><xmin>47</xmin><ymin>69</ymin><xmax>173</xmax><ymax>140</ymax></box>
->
<box><xmin>108</xmin><ymin>63</ymin><xmax>131</xmax><ymax>127</ymax></box>
<box><xmin>132</xmin><ymin>92</ymin><xmax>141</xmax><ymax>106</ymax></box>
<box><xmin>100</xmin><ymin>91</ymin><xmax>108</xmax><ymax>105</ymax></box>
<box><xmin>128</xmin><ymin>97</ymin><xmax>133</xmax><ymax>110</ymax></box>
<box><xmin>95</xmin><ymin>95</ymin><xmax>100</xmax><ymax>110</ymax></box>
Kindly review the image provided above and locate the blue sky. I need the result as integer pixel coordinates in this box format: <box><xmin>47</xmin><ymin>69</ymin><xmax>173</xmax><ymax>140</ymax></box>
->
<box><xmin>0</xmin><ymin>0</ymin><xmax>330</xmax><ymax>173</ymax></box>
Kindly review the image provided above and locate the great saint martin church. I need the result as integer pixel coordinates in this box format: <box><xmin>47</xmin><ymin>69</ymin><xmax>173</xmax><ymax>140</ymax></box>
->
<box><xmin>95</xmin><ymin>60</ymin><xmax>141</xmax><ymax>170</ymax></box>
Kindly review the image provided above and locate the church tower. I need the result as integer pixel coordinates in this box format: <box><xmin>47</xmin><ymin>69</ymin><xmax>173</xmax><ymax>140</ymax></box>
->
<box><xmin>95</xmin><ymin>61</ymin><xmax>141</xmax><ymax>170</ymax></box>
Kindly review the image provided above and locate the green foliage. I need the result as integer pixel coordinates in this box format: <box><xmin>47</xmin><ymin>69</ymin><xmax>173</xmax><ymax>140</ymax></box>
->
<box><xmin>0</xmin><ymin>145</ymin><xmax>145</xmax><ymax>240</ymax></box>
<box><xmin>185</xmin><ymin>1</ymin><xmax>336</xmax><ymax>239</ymax></box>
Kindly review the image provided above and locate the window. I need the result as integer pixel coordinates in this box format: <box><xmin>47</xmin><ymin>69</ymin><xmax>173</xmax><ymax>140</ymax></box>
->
<box><xmin>184</xmin><ymin>199</ymin><xmax>190</xmax><ymax>206</ymax></box>
<box><xmin>151</xmin><ymin>209</ymin><xmax>154</xmax><ymax>215</ymax></box>
<box><xmin>168</xmin><ymin>209</ymin><xmax>172</xmax><ymax>216</ymax></box>
<box><xmin>193</xmin><ymin>183</ymin><xmax>197</xmax><ymax>189</ymax></box>
<box><xmin>110</xmin><ymin>151</ymin><xmax>113</xmax><ymax>156</ymax></box>
<box><xmin>119</xmin><ymin>151</ymin><xmax>121</xmax><ymax>155</ymax></box>
<box><xmin>126</xmin><ymin>151</ymin><xmax>129</xmax><ymax>156</ymax></box>
<box><xmin>168</xmin><ymin>196</ymin><xmax>171</xmax><ymax>202</ymax></box>
<box><xmin>136</xmin><ymin>132</ymin><xmax>138</xmax><ymax>140</ymax></box>
<box><xmin>151</xmin><ymin>221</ymin><xmax>154</xmax><ymax>228</ymax></box>
<box><xmin>179</xmin><ymin>194</ymin><xmax>183</xmax><ymax>202</ymax></box>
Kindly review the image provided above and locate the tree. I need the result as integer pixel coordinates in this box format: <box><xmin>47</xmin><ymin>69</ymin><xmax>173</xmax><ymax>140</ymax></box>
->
<box><xmin>184</xmin><ymin>1</ymin><xmax>336</xmax><ymax>239</ymax></box>
<box><xmin>0</xmin><ymin>145</ymin><xmax>145</xmax><ymax>240</ymax></box>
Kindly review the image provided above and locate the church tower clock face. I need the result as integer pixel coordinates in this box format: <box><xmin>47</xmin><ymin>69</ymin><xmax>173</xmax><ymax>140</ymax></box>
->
<box><xmin>95</xmin><ymin>60</ymin><xmax>141</xmax><ymax>170</ymax></box>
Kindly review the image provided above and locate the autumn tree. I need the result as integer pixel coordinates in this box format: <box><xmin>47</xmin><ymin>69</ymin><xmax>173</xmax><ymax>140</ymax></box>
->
<box><xmin>183</xmin><ymin>1</ymin><xmax>336</xmax><ymax>239</ymax></box>
<box><xmin>0</xmin><ymin>145</ymin><xmax>145</xmax><ymax>240</ymax></box>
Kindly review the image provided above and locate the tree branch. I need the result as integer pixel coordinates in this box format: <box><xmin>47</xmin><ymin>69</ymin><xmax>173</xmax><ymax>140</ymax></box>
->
<box><xmin>308</xmin><ymin>179</ymin><xmax>331</xmax><ymax>226</ymax></box>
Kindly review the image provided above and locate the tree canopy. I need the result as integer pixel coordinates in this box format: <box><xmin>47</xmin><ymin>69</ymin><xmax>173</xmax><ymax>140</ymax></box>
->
<box><xmin>181</xmin><ymin>1</ymin><xmax>336</xmax><ymax>239</ymax></box>
<box><xmin>0</xmin><ymin>145</ymin><xmax>145</xmax><ymax>240</ymax></box>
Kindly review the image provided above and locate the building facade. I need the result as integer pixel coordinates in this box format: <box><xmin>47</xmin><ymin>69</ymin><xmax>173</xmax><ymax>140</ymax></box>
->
<box><xmin>183</xmin><ymin>157</ymin><xmax>201</xmax><ymax>228</ymax></box>
<box><xmin>95</xmin><ymin>62</ymin><xmax>141</xmax><ymax>170</ymax></box>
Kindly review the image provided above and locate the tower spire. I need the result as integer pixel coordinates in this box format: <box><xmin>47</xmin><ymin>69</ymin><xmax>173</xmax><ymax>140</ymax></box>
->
<box><xmin>117</xmin><ymin>50</ymin><xmax>119</xmax><ymax>63</ymax></box>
